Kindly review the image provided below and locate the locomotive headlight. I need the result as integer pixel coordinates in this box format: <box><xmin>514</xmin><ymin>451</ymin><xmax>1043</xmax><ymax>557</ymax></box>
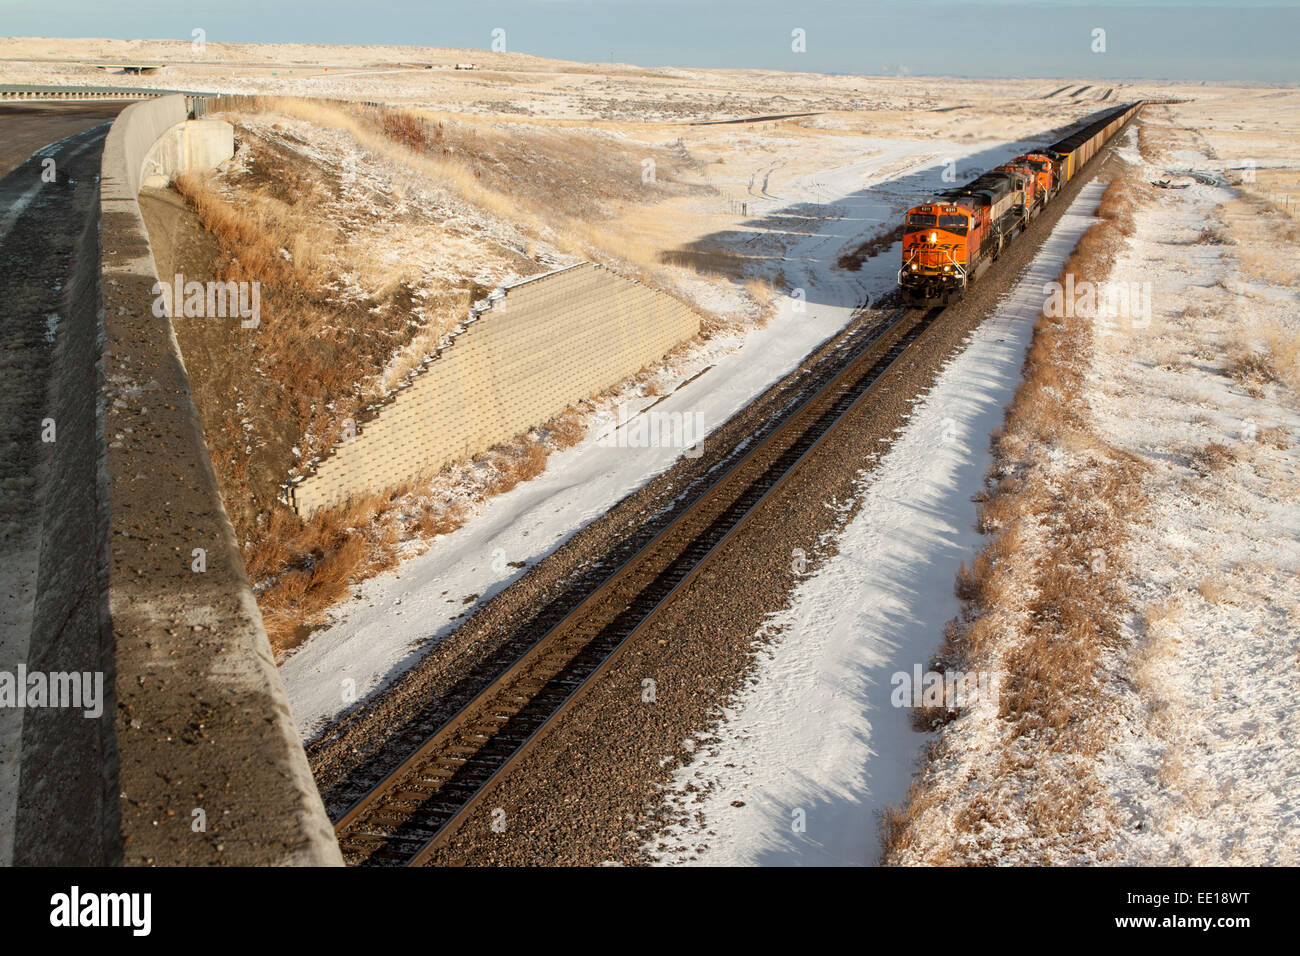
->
<box><xmin>930</xmin><ymin>232</ymin><xmax>938</xmax><ymax>242</ymax></box>
<box><xmin>910</xmin><ymin>264</ymin><xmax>918</xmax><ymax>271</ymax></box>
<box><xmin>943</xmin><ymin>265</ymin><xmax>952</xmax><ymax>272</ymax></box>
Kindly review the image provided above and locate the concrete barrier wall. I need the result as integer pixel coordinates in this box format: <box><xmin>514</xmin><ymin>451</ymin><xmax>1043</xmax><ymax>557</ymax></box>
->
<box><xmin>288</xmin><ymin>262</ymin><xmax>701</xmax><ymax>515</ymax></box>
<box><xmin>98</xmin><ymin>95</ymin><xmax>342</xmax><ymax>865</ymax></box>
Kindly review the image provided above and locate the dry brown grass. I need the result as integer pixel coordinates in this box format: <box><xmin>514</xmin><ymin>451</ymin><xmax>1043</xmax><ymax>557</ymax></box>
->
<box><xmin>254</xmin><ymin>430</ymin><xmax>561</xmax><ymax>648</ymax></box>
<box><xmin>743</xmin><ymin>276</ymin><xmax>782</xmax><ymax>325</ymax></box>
<box><xmin>169</xmin><ymin>169</ymin><xmax>428</xmax><ymax>521</ymax></box>
<box><xmin>1140</xmin><ymin>595</ymin><xmax>1182</xmax><ymax>638</ymax></box>
<box><xmin>252</xmin><ymin>405</ymin><xmax>604</xmax><ymax>650</ymax></box>
<box><xmin>255</xmin><ymin>492</ymin><xmax>407</xmax><ymax>646</ymax></box>
<box><xmin>1222</xmin><ymin>196</ymin><xmax>1300</xmax><ymax>287</ymax></box>
<box><xmin>169</xmin><ymin>140</ymin><xmax>529</xmax><ymax>652</ymax></box>
<box><xmin>1226</xmin><ymin>342</ymin><xmax>1281</xmax><ymax>397</ymax></box>
<box><xmin>1257</xmin><ymin>424</ymin><xmax>1292</xmax><ymax>449</ymax></box>
<box><xmin>1197</xmin><ymin>577</ymin><xmax>1233</xmax><ymax>606</ymax></box>
<box><xmin>380</xmin><ymin>108</ymin><xmax>438</xmax><ymax>152</ymax></box>
<box><xmin>166</xmin><ymin>98</ymin><xmax>729</xmax><ymax>653</ymax></box>
<box><xmin>881</xmin><ymin>163</ymin><xmax>1152</xmax><ymax>865</ymax></box>
<box><xmin>483</xmin><ymin>440</ymin><xmax>550</xmax><ymax>496</ymax></box>
<box><xmin>1259</xmin><ymin>323</ymin><xmax>1300</xmax><ymax>391</ymax></box>
<box><xmin>1190</xmin><ymin>440</ymin><xmax>1238</xmax><ymax>475</ymax></box>
<box><xmin>1235</xmin><ymin>168</ymin><xmax>1300</xmax><ymax>226</ymax></box>
<box><xmin>1194</xmin><ymin>224</ymin><xmax>1233</xmax><ymax>246</ymax></box>
<box><xmin>236</xmin><ymin>96</ymin><xmax>706</xmax><ymax>276</ymax></box>
<box><xmin>172</xmin><ymin>172</ymin><xmax>320</xmax><ymax>286</ymax></box>
<box><xmin>657</xmin><ymin>244</ymin><xmax>751</xmax><ymax>281</ymax></box>
<box><xmin>1233</xmin><ymin>246</ymin><xmax>1299</xmax><ymax>287</ymax></box>
<box><xmin>545</xmin><ymin>408</ymin><xmax>589</xmax><ymax>450</ymax></box>
<box><xmin>1137</xmin><ymin>123</ymin><xmax>1180</xmax><ymax>165</ymax></box>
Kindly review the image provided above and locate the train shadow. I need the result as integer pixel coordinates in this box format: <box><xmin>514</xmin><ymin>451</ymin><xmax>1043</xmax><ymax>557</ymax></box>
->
<box><xmin>660</xmin><ymin>113</ymin><xmax>1108</xmax><ymax>309</ymax></box>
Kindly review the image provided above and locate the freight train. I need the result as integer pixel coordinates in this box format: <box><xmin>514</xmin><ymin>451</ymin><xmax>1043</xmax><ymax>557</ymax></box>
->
<box><xmin>898</xmin><ymin>103</ymin><xmax>1142</xmax><ymax>305</ymax></box>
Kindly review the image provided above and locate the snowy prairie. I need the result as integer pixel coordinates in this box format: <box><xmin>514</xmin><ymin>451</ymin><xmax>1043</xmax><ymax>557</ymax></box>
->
<box><xmin>281</xmin><ymin>130</ymin><xmax>1069</xmax><ymax>738</ymax></box>
<box><xmin>880</xmin><ymin>95</ymin><xmax>1300</xmax><ymax>866</ymax></box>
<box><xmin>17</xmin><ymin>37</ymin><xmax>1290</xmax><ymax>865</ymax></box>
<box><xmin>1084</xmin><ymin>119</ymin><xmax>1299</xmax><ymax>865</ymax></box>
<box><xmin>649</xmin><ymin>181</ymin><xmax>1109</xmax><ymax>866</ymax></box>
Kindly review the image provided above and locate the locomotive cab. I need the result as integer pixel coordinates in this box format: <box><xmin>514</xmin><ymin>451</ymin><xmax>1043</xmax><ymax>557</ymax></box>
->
<box><xmin>898</xmin><ymin>203</ymin><xmax>978</xmax><ymax>305</ymax></box>
<box><xmin>895</xmin><ymin>103</ymin><xmax>1141</xmax><ymax>308</ymax></box>
<box><xmin>1013</xmin><ymin>153</ymin><xmax>1058</xmax><ymax>197</ymax></box>
<box><xmin>999</xmin><ymin>164</ymin><xmax>1040</xmax><ymax>216</ymax></box>
<box><xmin>1044</xmin><ymin>149</ymin><xmax>1072</xmax><ymax>185</ymax></box>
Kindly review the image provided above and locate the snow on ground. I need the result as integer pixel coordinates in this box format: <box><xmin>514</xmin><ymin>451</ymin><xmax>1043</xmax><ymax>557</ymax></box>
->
<box><xmin>227</xmin><ymin>110</ymin><xmax>571</xmax><ymax>292</ymax></box>
<box><xmin>281</xmin><ymin>130</ymin><xmax>1063</xmax><ymax>739</ymax></box>
<box><xmin>1084</xmin><ymin>134</ymin><xmax>1300</xmax><ymax>864</ymax></box>
<box><xmin>787</xmin><ymin>110</ymin><xmax>1299</xmax><ymax>867</ymax></box>
<box><xmin>0</xmin><ymin>40</ymin><xmax>1158</xmax><ymax>124</ymax></box>
<box><xmin>648</xmin><ymin>181</ymin><xmax>1109</xmax><ymax>866</ymax></box>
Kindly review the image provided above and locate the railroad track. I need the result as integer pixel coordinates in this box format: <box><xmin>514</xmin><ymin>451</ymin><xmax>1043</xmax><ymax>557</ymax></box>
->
<box><xmin>333</xmin><ymin>302</ymin><xmax>944</xmax><ymax>866</ymax></box>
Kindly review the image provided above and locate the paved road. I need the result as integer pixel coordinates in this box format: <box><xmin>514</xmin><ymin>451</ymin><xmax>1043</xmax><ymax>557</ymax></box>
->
<box><xmin>0</xmin><ymin>101</ymin><xmax>127</xmax><ymax>865</ymax></box>
<box><xmin>0</xmin><ymin>102</ymin><xmax>126</xmax><ymax>178</ymax></box>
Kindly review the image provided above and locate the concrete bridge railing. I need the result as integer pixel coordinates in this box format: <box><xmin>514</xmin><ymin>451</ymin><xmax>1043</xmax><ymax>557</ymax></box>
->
<box><xmin>49</xmin><ymin>93</ymin><xmax>342</xmax><ymax>865</ymax></box>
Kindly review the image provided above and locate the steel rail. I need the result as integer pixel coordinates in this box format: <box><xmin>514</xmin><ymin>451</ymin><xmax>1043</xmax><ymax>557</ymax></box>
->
<box><xmin>333</xmin><ymin>304</ymin><xmax>942</xmax><ymax>865</ymax></box>
<box><xmin>331</xmin><ymin>105</ymin><xmax>1145</xmax><ymax>868</ymax></box>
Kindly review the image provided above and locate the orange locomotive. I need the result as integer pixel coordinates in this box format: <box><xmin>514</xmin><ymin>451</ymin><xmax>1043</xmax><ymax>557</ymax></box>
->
<box><xmin>897</xmin><ymin>200</ymin><xmax>987</xmax><ymax>305</ymax></box>
<box><xmin>898</xmin><ymin>103</ymin><xmax>1142</xmax><ymax>306</ymax></box>
<box><xmin>1012</xmin><ymin>153</ymin><xmax>1061</xmax><ymax>200</ymax></box>
<box><xmin>899</xmin><ymin>167</ymin><xmax>1025</xmax><ymax>305</ymax></box>
<box><xmin>1000</xmin><ymin>160</ymin><xmax>1044</xmax><ymax>215</ymax></box>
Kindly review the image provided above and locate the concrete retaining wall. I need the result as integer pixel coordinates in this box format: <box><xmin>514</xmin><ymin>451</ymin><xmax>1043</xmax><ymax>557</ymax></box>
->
<box><xmin>98</xmin><ymin>95</ymin><xmax>341</xmax><ymax>864</ymax></box>
<box><xmin>140</xmin><ymin>119</ymin><xmax>235</xmax><ymax>188</ymax></box>
<box><xmin>287</xmin><ymin>262</ymin><xmax>701</xmax><ymax>515</ymax></box>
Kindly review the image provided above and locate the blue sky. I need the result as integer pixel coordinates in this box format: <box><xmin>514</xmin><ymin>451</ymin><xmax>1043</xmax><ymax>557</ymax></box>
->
<box><xmin>4</xmin><ymin>1</ymin><xmax>1297</xmax><ymax>82</ymax></box>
